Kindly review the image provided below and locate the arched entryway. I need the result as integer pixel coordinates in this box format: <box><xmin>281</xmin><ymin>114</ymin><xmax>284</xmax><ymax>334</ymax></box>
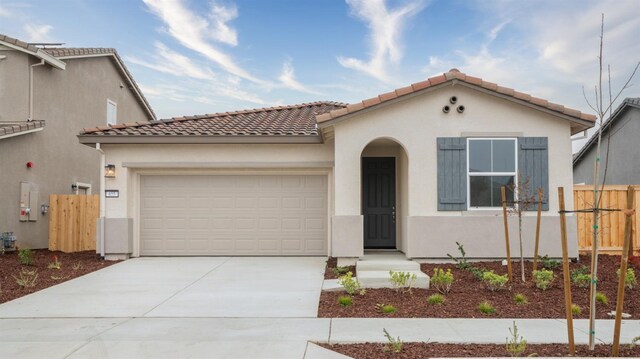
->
<box><xmin>360</xmin><ymin>138</ymin><xmax>409</xmax><ymax>253</ymax></box>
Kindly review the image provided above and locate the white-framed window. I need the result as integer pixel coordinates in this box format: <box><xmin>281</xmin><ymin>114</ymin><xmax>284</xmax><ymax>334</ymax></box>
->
<box><xmin>467</xmin><ymin>138</ymin><xmax>517</xmax><ymax>209</ymax></box>
<box><xmin>107</xmin><ymin>99</ymin><xmax>117</xmax><ymax>125</ymax></box>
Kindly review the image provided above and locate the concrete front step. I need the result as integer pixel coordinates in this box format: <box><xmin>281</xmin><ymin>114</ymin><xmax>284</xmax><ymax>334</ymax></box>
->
<box><xmin>357</xmin><ymin>270</ymin><xmax>430</xmax><ymax>289</ymax></box>
<box><xmin>356</xmin><ymin>260</ymin><xmax>420</xmax><ymax>272</ymax></box>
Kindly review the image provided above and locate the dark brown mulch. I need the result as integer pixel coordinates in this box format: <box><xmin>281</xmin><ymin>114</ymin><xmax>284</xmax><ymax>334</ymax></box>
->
<box><xmin>0</xmin><ymin>249</ymin><xmax>120</xmax><ymax>304</ymax></box>
<box><xmin>319</xmin><ymin>254</ymin><xmax>640</xmax><ymax>318</ymax></box>
<box><xmin>319</xmin><ymin>342</ymin><xmax>640</xmax><ymax>358</ymax></box>
<box><xmin>325</xmin><ymin>256</ymin><xmax>356</xmax><ymax>280</ymax></box>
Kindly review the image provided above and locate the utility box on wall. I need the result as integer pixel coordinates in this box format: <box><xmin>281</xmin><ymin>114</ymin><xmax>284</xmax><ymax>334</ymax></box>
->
<box><xmin>19</xmin><ymin>182</ymin><xmax>39</xmax><ymax>222</ymax></box>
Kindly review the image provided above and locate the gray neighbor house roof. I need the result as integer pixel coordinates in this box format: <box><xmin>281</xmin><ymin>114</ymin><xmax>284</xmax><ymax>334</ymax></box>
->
<box><xmin>572</xmin><ymin>97</ymin><xmax>640</xmax><ymax>165</ymax></box>
<box><xmin>0</xmin><ymin>33</ymin><xmax>156</xmax><ymax>122</ymax></box>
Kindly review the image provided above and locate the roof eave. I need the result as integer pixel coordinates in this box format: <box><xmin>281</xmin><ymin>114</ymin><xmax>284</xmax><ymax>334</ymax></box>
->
<box><xmin>0</xmin><ymin>126</ymin><xmax>44</xmax><ymax>140</ymax></box>
<box><xmin>78</xmin><ymin>134</ymin><xmax>323</xmax><ymax>146</ymax></box>
<box><xmin>0</xmin><ymin>40</ymin><xmax>66</xmax><ymax>69</ymax></box>
<box><xmin>317</xmin><ymin>79</ymin><xmax>596</xmax><ymax>134</ymax></box>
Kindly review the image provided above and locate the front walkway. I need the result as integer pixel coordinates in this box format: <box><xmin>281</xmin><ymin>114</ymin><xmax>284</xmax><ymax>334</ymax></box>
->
<box><xmin>0</xmin><ymin>258</ymin><xmax>638</xmax><ymax>358</ymax></box>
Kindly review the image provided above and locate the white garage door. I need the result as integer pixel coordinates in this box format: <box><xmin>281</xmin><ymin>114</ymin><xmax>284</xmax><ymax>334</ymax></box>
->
<box><xmin>140</xmin><ymin>175</ymin><xmax>328</xmax><ymax>256</ymax></box>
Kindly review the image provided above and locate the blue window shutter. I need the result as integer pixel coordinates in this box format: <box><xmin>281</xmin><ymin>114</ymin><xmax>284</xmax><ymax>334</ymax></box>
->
<box><xmin>518</xmin><ymin>137</ymin><xmax>549</xmax><ymax>211</ymax></box>
<box><xmin>437</xmin><ymin>137</ymin><xmax>467</xmax><ymax>211</ymax></box>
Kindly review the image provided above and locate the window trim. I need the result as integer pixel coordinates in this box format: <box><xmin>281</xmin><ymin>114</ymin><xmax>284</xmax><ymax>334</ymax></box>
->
<box><xmin>466</xmin><ymin>137</ymin><xmax>518</xmax><ymax>210</ymax></box>
<box><xmin>107</xmin><ymin>99</ymin><xmax>117</xmax><ymax>125</ymax></box>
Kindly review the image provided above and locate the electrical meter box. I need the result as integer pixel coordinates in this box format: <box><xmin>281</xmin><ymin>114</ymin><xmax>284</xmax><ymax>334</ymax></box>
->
<box><xmin>19</xmin><ymin>182</ymin><xmax>38</xmax><ymax>222</ymax></box>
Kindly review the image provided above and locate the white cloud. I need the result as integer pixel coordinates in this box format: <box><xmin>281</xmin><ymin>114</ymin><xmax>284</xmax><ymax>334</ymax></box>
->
<box><xmin>127</xmin><ymin>42</ymin><xmax>216</xmax><ymax>80</ymax></box>
<box><xmin>23</xmin><ymin>24</ymin><xmax>53</xmax><ymax>42</ymax></box>
<box><xmin>209</xmin><ymin>2</ymin><xmax>238</xmax><ymax>46</ymax></box>
<box><xmin>278</xmin><ymin>59</ymin><xmax>322</xmax><ymax>95</ymax></box>
<box><xmin>142</xmin><ymin>0</ymin><xmax>261</xmax><ymax>83</ymax></box>
<box><xmin>338</xmin><ymin>0</ymin><xmax>427</xmax><ymax>82</ymax></box>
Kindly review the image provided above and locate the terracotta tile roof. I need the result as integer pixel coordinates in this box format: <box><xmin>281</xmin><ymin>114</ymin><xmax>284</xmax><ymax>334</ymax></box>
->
<box><xmin>42</xmin><ymin>47</ymin><xmax>117</xmax><ymax>57</ymax></box>
<box><xmin>0</xmin><ymin>34</ymin><xmax>39</xmax><ymax>52</ymax></box>
<box><xmin>316</xmin><ymin>69</ymin><xmax>597</xmax><ymax>127</ymax></box>
<box><xmin>81</xmin><ymin>101</ymin><xmax>347</xmax><ymax>137</ymax></box>
<box><xmin>0</xmin><ymin>120</ymin><xmax>45</xmax><ymax>139</ymax></box>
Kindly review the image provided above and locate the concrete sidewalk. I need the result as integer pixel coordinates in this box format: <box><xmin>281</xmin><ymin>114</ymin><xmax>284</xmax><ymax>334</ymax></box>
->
<box><xmin>0</xmin><ymin>317</ymin><xmax>638</xmax><ymax>358</ymax></box>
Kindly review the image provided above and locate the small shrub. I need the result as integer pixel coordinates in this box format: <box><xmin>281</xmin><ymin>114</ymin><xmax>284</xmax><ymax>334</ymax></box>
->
<box><xmin>18</xmin><ymin>247</ymin><xmax>35</xmax><ymax>266</ymax></box>
<box><xmin>572</xmin><ymin>273</ymin><xmax>592</xmax><ymax>288</ymax></box>
<box><xmin>337</xmin><ymin>295</ymin><xmax>353</xmax><ymax>307</ymax></box>
<box><xmin>595</xmin><ymin>292</ymin><xmax>608</xmax><ymax>305</ymax></box>
<box><xmin>570</xmin><ymin>265</ymin><xmax>589</xmax><ymax>282</ymax></box>
<box><xmin>47</xmin><ymin>255</ymin><xmax>62</xmax><ymax>270</ymax></box>
<box><xmin>469</xmin><ymin>267</ymin><xmax>488</xmax><ymax>280</ymax></box>
<box><xmin>571</xmin><ymin>304</ymin><xmax>581</xmax><ymax>316</ymax></box>
<box><xmin>617</xmin><ymin>268</ymin><xmax>637</xmax><ymax>290</ymax></box>
<box><xmin>389</xmin><ymin>270</ymin><xmax>417</xmax><ymax>293</ymax></box>
<box><xmin>514</xmin><ymin>293</ymin><xmax>528</xmax><ymax>305</ymax></box>
<box><xmin>532</xmin><ymin>269</ymin><xmax>554</xmax><ymax>290</ymax></box>
<box><xmin>427</xmin><ymin>293</ymin><xmax>445</xmax><ymax>305</ymax></box>
<box><xmin>482</xmin><ymin>271</ymin><xmax>509</xmax><ymax>291</ymax></box>
<box><xmin>338</xmin><ymin>272</ymin><xmax>365</xmax><ymax>296</ymax></box>
<box><xmin>446</xmin><ymin>241</ymin><xmax>471</xmax><ymax>270</ymax></box>
<box><xmin>478</xmin><ymin>301</ymin><xmax>496</xmax><ymax>315</ymax></box>
<box><xmin>431</xmin><ymin>268</ymin><xmax>454</xmax><ymax>294</ymax></box>
<box><xmin>72</xmin><ymin>262</ymin><xmax>83</xmax><ymax>271</ymax></box>
<box><xmin>377</xmin><ymin>303</ymin><xmax>397</xmax><ymax>314</ymax></box>
<box><xmin>332</xmin><ymin>266</ymin><xmax>350</xmax><ymax>277</ymax></box>
<box><xmin>505</xmin><ymin>321</ymin><xmax>527</xmax><ymax>357</ymax></box>
<box><xmin>13</xmin><ymin>269</ymin><xmax>38</xmax><ymax>288</ymax></box>
<box><xmin>540</xmin><ymin>255</ymin><xmax>560</xmax><ymax>270</ymax></box>
<box><xmin>382</xmin><ymin>328</ymin><xmax>403</xmax><ymax>353</ymax></box>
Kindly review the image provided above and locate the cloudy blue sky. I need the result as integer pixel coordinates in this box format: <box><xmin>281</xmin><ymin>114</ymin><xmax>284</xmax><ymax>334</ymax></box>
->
<box><xmin>1</xmin><ymin>0</ymin><xmax>639</xmax><ymax>150</ymax></box>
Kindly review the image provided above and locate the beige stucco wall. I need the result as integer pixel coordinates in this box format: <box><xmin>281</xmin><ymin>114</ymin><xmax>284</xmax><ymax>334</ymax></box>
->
<box><xmin>100</xmin><ymin>143</ymin><xmax>335</xmax><ymax>256</ymax></box>
<box><xmin>331</xmin><ymin>84</ymin><xmax>577</xmax><ymax>258</ymax></box>
<box><xmin>0</xmin><ymin>51</ymin><xmax>150</xmax><ymax>248</ymax></box>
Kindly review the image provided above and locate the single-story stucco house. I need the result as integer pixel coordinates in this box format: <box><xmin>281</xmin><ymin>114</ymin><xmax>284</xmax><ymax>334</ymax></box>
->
<box><xmin>78</xmin><ymin>69</ymin><xmax>595</xmax><ymax>261</ymax></box>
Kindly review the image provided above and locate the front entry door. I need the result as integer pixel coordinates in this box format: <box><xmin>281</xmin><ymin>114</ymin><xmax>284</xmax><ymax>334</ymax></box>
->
<box><xmin>362</xmin><ymin>157</ymin><xmax>396</xmax><ymax>249</ymax></box>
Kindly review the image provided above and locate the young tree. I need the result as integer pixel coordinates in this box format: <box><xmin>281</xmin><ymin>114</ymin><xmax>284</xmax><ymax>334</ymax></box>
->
<box><xmin>582</xmin><ymin>14</ymin><xmax>639</xmax><ymax>350</ymax></box>
<box><xmin>507</xmin><ymin>175</ymin><xmax>541</xmax><ymax>282</ymax></box>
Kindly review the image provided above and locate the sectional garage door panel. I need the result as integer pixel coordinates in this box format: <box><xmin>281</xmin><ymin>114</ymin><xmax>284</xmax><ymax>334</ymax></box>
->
<box><xmin>140</xmin><ymin>175</ymin><xmax>327</xmax><ymax>255</ymax></box>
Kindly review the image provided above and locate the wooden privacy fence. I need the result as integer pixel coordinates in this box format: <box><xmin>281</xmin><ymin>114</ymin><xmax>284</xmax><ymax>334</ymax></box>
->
<box><xmin>48</xmin><ymin>194</ymin><xmax>99</xmax><ymax>252</ymax></box>
<box><xmin>574</xmin><ymin>185</ymin><xmax>639</xmax><ymax>255</ymax></box>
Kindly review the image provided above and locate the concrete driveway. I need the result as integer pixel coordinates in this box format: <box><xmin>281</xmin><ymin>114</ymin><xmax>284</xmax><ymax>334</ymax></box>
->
<box><xmin>0</xmin><ymin>257</ymin><xmax>339</xmax><ymax>358</ymax></box>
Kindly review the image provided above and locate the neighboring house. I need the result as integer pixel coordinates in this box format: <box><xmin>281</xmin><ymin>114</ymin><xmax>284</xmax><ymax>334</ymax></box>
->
<box><xmin>573</xmin><ymin>98</ymin><xmax>640</xmax><ymax>184</ymax></box>
<box><xmin>0</xmin><ymin>34</ymin><xmax>155</xmax><ymax>249</ymax></box>
<box><xmin>78</xmin><ymin>69</ymin><xmax>595</xmax><ymax>260</ymax></box>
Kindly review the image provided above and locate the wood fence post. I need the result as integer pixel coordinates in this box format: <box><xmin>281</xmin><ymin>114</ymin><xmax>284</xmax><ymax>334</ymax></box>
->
<box><xmin>612</xmin><ymin>186</ymin><xmax>635</xmax><ymax>356</ymax></box>
<box><xmin>501</xmin><ymin>186</ymin><xmax>513</xmax><ymax>281</ymax></box>
<box><xmin>558</xmin><ymin>187</ymin><xmax>576</xmax><ymax>356</ymax></box>
<box><xmin>533</xmin><ymin>188</ymin><xmax>543</xmax><ymax>273</ymax></box>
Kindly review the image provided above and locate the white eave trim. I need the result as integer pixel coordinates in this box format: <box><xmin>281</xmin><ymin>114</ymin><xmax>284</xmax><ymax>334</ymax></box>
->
<box><xmin>0</xmin><ymin>40</ymin><xmax>67</xmax><ymax>70</ymax></box>
<box><xmin>0</xmin><ymin>126</ymin><xmax>44</xmax><ymax>140</ymax></box>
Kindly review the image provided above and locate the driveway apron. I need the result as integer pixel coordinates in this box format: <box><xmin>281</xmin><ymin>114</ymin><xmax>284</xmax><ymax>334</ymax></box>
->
<box><xmin>0</xmin><ymin>257</ymin><xmax>330</xmax><ymax>358</ymax></box>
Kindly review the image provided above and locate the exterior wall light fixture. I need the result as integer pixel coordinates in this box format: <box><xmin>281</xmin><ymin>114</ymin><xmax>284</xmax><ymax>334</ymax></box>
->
<box><xmin>104</xmin><ymin>164</ymin><xmax>116</xmax><ymax>178</ymax></box>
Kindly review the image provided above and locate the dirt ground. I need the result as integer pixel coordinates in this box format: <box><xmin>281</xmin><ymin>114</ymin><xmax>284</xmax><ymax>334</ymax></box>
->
<box><xmin>0</xmin><ymin>249</ymin><xmax>119</xmax><ymax>304</ymax></box>
<box><xmin>319</xmin><ymin>254</ymin><xmax>639</xmax><ymax>319</ymax></box>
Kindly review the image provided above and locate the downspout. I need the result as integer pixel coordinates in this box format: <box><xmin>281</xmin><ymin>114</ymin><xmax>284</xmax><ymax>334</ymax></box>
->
<box><xmin>29</xmin><ymin>59</ymin><xmax>46</xmax><ymax>121</ymax></box>
<box><xmin>96</xmin><ymin>143</ymin><xmax>106</xmax><ymax>259</ymax></box>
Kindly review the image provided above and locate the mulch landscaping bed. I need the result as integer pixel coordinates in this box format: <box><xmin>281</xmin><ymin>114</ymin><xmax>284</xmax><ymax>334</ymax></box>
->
<box><xmin>1</xmin><ymin>249</ymin><xmax>120</xmax><ymax>304</ymax></box>
<box><xmin>319</xmin><ymin>254</ymin><xmax>640</xmax><ymax>318</ymax></box>
<box><xmin>319</xmin><ymin>342</ymin><xmax>640</xmax><ymax>358</ymax></box>
<box><xmin>325</xmin><ymin>256</ymin><xmax>356</xmax><ymax>280</ymax></box>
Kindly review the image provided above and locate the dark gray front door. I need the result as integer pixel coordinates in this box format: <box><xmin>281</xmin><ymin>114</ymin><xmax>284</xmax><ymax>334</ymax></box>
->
<box><xmin>362</xmin><ymin>157</ymin><xmax>396</xmax><ymax>249</ymax></box>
